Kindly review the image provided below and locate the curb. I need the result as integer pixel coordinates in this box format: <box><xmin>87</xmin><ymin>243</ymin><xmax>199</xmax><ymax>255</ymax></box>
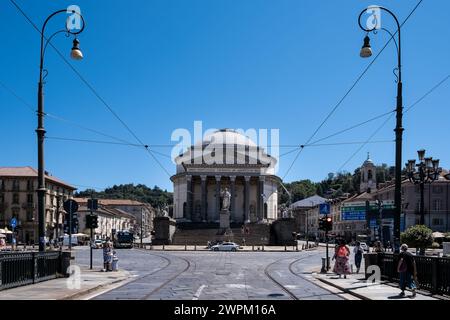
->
<box><xmin>59</xmin><ymin>271</ymin><xmax>131</xmax><ymax>300</ymax></box>
<box><xmin>313</xmin><ymin>276</ymin><xmax>370</xmax><ymax>300</ymax></box>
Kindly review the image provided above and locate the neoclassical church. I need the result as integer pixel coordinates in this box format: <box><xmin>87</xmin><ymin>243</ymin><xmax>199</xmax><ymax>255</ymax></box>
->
<box><xmin>171</xmin><ymin>129</ymin><xmax>281</xmax><ymax>224</ymax></box>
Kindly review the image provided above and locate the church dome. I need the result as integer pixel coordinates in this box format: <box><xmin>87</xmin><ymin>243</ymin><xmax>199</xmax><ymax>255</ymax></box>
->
<box><xmin>199</xmin><ymin>129</ymin><xmax>258</xmax><ymax>148</ymax></box>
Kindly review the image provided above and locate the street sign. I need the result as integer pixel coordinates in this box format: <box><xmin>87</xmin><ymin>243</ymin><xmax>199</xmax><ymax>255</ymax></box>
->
<box><xmin>319</xmin><ymin>203</ymin><xmax>330</xmax><ymax>215</ymax></box>
<box><xmin>63</xmin><ymin>199</ymin><xmax>79</xmax><ymax>214</ymax></box>
<box><xmin>10</xmin><ymin>217</ymin><xmax>17</xmax><ymax>229</ymax></box>
<box><xmin>87</xmin><ymin>199</ymin><xmax>98</xmax><ymax>210</ymax></box>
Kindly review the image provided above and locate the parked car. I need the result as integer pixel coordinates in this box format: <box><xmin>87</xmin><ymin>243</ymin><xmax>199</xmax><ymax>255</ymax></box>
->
<box><xmin>360</xmin><ymin>242</ymin><xmax>369</xmax><ymax>252</ymax></box>
<box><xmin>92</xmin><ymin>239</ymin><xmax>104</xmax><ymax>249</ymax></box>
<box><xmin>210</xmin><ymin>242</ymin><xmax>239</xmax><ymax>252</ymax></box>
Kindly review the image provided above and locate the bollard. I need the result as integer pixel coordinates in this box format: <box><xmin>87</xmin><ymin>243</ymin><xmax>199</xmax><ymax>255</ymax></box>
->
<box><xmin>296</xmin><ymin>244</ymin><xmax>299</xmax><ymax>252</ymax></box>
<box><xmin>285</xmin><ymin>245</ymin><xmax>287</xmax><ymax>251</ymax></box>
<box><xmin>185</xmin><ymin>244</ymin><xmax>187</xmax><ymax>251</ymax></box>
<box><xmin>194</xmin><ymin>245</ymin><xmax>197</xmax><ymax>251</ymax></box>
<box><xmin>150</xmin><ymin>244</ymin><xmax>153</xmax><ymax>250</ymax></box>
<box><xmin>252</xmin><ymin>245</ymin><xmax>254</xmax><ymax>251</ymax></box>
<box><xmin>320</xmin><ymin>257</ymin><xmax>327</xmax><ymax>273</ymax></box>
<box><xmin>262</xmin><ymin>245</ymin><xmax>264</xmax><ymax>251</ymax></box>
<box><xmin>162</xmin><ymin>244</ymin><xmax>165</xmax><ymax>251</ymax></box>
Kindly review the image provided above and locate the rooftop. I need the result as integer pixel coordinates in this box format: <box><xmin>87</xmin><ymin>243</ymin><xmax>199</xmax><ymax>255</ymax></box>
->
<box><xmin>0</xmin><ymin>166</ymin><xmax>76</xmax><ymax>190</ymax></box>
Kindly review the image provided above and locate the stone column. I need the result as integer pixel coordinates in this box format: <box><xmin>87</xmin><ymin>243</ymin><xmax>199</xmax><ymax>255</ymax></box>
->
<box><xmin>215</xmin><ymin>175</ymin><xmax>221</xmax><ymax>221</ymax></box>
<box><xmin>230</xmin><ymin>176</ymin><xmax>236</xmax><ymax>222</ymax></box>
<box><xmin>186</xmin><ymin>175</ymin><xmax>193</xmax><ymax>221</ymax></box>
<box><xmin>244</xmin><ymin>176</ymin><xmax>251</xmax><ymax>223</ymax></box>
<box><xmin>200</xmin><ymin>175</ymin><xmax>207</xmax><ymax>222</ymax></box>
<box><xmin>258</xmin><ymin>176</ymin><xmax>265</xmax><ymax>221</ymax></box>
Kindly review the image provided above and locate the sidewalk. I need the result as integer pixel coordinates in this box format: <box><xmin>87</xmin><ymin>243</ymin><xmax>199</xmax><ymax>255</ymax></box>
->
<box><xmin>0</xmin><ymin>266</ymin><xmax>131</xmax><ymax>300</ymax></box>
<box><xmin>313</xmin><ymin>272</ymin><xmax>438</xmax><ymax>300</ymax></box>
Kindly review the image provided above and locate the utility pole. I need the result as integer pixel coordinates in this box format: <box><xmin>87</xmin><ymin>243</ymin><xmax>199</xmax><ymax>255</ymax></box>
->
<box><xmin>140</xmin><ymin>207</ymin><xmax>143</xmax><ymax>248</ymax></box>
<box><xmin>90</xmin><ymin>195</ymin><xmax>93</xmax><ymax>270</ymax></box>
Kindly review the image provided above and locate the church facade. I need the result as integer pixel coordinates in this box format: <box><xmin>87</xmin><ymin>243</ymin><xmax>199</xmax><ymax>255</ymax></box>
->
<box><xmin>171</xmin><ymin>129</ymin><xmax>280</xmax><ymax>224</ymax></box>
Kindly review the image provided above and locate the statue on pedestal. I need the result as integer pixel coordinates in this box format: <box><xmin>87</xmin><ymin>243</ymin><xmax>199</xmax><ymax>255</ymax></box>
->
<box><xmin>220</xmin><ymin>187</ymin><xmax>231</xmax><ymax>211</ymax></box>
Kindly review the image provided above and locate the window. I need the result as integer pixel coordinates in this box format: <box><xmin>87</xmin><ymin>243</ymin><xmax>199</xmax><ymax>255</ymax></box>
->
<box><xmin>433</xmin><ymin>199</ymin><xmax>441</xmax><ymax>211</ymax></box>
<box><xmin>432</xmin><ymin>218</ymin><xmax>444</xmax><ymax>226</ymax></box>
<box><xmin>13</xmin><ymin>193</ymin><xmax>19</xmax><ymax>204</ymax></box>
<box><xmin>27</xmin><ymin>180</ymin><xmax>34</xmax><ymax>191</ymax></box>
<box><xmin>0</xmin><ymin>193</ymin><xmax>4</xmax><ymax>204</ymax></box>
<box><xmin>27</xmin><ymin>194</ymin><xmax>33</xmax><ymax>204</ymax></box>
<box><xmin>0</xmin><ymin>179</ymin><xmax>4</xmax><ymax>190</ymax></box>
<box><xmin>432</xmin><ymin>186</ymin><xmax>443</xmax><ymax>194</ymax></box>
<box><xmin>26</xmin><ymin>210</ymin><xmax>34</xmax><ymax>222</ymax></box>
<box><xmin>368</xmin><ymin>170</ymin><xmax>373</xmax><ymax>180</ymax></box>
<box><xmin>12</xmin><ymin>208</ymin><xmax>19</xmax><ymax>219</ymax></box>
<box><xmin>12</xmin><ymin>180</ymin><xmax>19</xmax><ymax>191</ymax></box>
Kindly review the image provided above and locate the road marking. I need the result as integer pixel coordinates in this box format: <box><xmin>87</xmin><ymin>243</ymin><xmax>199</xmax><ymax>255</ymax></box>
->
<box><xmin>192</xmin><ymin>285</ymin><xmax>207</xmax><ymax>300</ymax></box>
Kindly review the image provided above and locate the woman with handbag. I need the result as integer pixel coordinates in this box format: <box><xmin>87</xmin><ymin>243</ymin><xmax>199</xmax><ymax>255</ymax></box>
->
<box><xmin>397</xmin><ymin>244</ymin><xmax>417</xmax><ymax>298</ymax></box>
<box><xmin>333</xmin><ymin>240</ymin><xmax>351</xmax><ymax>278</ymax></box>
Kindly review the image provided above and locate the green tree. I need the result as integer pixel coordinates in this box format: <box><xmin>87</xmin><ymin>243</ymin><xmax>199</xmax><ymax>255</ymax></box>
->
<box><xmin>400</xmin><ymin>225</ymin><xmax>433</xmax><ymax>254</ymax></box>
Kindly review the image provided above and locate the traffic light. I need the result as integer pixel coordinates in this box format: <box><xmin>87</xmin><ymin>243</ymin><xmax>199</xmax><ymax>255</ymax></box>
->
<box><xmin>318</xmin><ymin>217</ymin><xmax>325</xmax><ymax>231</ymax></box>
<box><xmin>325</xmin><ymin>217</ymin><xmax>333</xmax><ymax>232</ymax></box>
<box><xmin>86</xmin><ymin>214</ymin><xmax>98</xmax><ymax>229</ymax></box>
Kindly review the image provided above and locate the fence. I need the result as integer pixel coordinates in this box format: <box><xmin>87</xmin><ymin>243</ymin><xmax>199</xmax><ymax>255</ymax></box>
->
<box><xmin>365</xmin><ymin>253</ymin><xmax>450</xmax><ymax>296</ymax></box>
<box><xmin>0</xmin><ymin>251</ymin><xmax>69</xmax><ymax>291</ymax></box>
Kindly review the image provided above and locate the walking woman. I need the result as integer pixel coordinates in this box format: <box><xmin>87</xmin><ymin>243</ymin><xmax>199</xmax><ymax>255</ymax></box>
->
<box><xmin>333</xmin><ymin>240</ymin><xmax>351</xmax><ymax>278</ymax></box>
<box><xmin>353</xmin><ymin>241</ymin><xmax>364</xmax><ymax>273</ymax></box>
<box><xmin>397</xmin><ymin>244</ymin><xmax>417</xmax><ymax>298</ymax></box>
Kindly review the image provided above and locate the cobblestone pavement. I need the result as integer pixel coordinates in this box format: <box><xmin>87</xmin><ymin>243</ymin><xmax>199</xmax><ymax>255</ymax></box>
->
<box><xmin>73</xmin><ymin>246</ymin><xmax>345</xmax><ymax>300</ymax></box>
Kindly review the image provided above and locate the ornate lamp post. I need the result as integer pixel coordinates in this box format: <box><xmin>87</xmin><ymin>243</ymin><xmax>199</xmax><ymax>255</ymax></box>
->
<box><xmin>358</xmin><ymin>6</ymin><xmax>403</xmax><ymax>252</ymax></box>
<box><xmin>36</xmin><ymin>9</ymin><xmax>85</xmax><ymax>251</ymax></box>
<box><xmin>375</xmin><ymin>199</ymin><xmax>383</xmax><ymax>245</ymax></box>
<box><xmin>406</xmin><ymin>149</ymin><xmax>442</xmax><ymax>225</ymax></box>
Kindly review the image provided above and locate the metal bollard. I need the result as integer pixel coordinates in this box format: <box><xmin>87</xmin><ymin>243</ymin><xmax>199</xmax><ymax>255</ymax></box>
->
<box><xmin>285</xmin><ymin>245</ymin><xmax>287</xmax><ymax>251</ymax></box>
<box><xmin>252</xmin><ymin>245</ymin><xmax>254</xmax><ymax>251</ymax></box>
<box><xmin>162</xmin><ymin>244</ymin><xmax>165</xmax><ymax>251</ymax></box>
<box><xmin>185</xmin><ymin>244</ymin><xmax>187</xmax><ymax>251</ymax></box>
<box><xmin>262</xmin><ymin>245</ymin><xmax>264</xmax><ymax>251</ymax></box>
<box><xmin>150</xmin><ymin>244</ymin><xmax>153</xmax><ymax>250</ymax></box>
<box><xmin>194</xmin><ymin>245</ymin><xmax>197</xmax><ymax>251</ymax></box>
<box><xmin>296</xmin><ymin>244</ymin><xmax>299</xmax><ymax>252</ymax></box>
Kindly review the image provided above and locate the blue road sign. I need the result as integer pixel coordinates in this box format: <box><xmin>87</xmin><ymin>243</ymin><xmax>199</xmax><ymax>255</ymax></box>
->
<box><xmin>319</xmin><ymin>203</ymin><xmax>330</xmax><ymax>215</ymax></box>
<box><xmin>10</xmin><ymin>217</ymin><xmax>17</xmax><ymax>229</ymax></box>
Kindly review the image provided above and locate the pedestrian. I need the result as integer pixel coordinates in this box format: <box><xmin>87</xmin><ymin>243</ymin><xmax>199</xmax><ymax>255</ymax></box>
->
<box><xmin>373</xmin><ymin>241</ymin><xmax>383</xmax><ymax>253</ymax></box>
<box><xmin>397</xmin><ymin>244</ymin><xmax>417</xmax><ymax>298</ymax></box>
<box><xmin>332</xmin><ymin>240</ymin><xmax>351</xmax><ymax>278</ymax></box>
<box><xmin>353</xmin><ymin>241</ymin><xmax>364</xmax><ymax>273</ymax></box>
<box><xmin>102</xmin><ymin>239</ymin><xmax>111</xmax><ymax>272</ymax></box>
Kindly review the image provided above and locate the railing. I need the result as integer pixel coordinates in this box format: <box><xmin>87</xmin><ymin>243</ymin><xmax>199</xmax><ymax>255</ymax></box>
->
<box><xmin>0</xmin><ymin>251</ymin><xmax>68</xmax><ymax>291</ymax></box>
<box><xmin>365</xmin><ymin>253</ymin><xmax>450</xmax><ymax>296</ymax></box>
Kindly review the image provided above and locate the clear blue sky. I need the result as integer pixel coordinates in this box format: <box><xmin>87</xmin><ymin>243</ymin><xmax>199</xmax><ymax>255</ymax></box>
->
<box><xmin>1</xmin><ymin>0</ymin><xmax>449</xmax><ymax>192</ymax></box>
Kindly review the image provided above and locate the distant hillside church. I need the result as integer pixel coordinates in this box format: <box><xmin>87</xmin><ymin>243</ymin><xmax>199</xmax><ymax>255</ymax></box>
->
<box><xmin>360</xmin><ymin>153</ymin><xmax>377</xmax><ymax>193</ymax></box>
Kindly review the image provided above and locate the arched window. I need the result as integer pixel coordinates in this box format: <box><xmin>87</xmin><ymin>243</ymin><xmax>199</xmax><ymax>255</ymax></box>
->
<box><xmin>368</xmin><ymin>169</ymin><xmax>373</xmax><ymax>180</ymax></box>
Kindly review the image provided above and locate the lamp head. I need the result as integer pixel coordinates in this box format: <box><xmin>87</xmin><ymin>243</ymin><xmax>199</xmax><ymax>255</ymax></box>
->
<box><xmin>424</xmin><ymin>157</ymin><xmax>433</xmax><ymax>168</ymax></box>
<box><xmin>417</xmin><ymin>149</ymin><xmax>425</xmax><ymax>161</ymax></box>
<box><xmin>70</xmin><ymin>38</ymin><xmax>83</xmax><ymax>60</ymax></box>
<box><xmin>407</xmin><ymin>159</ymin><xmax>416</xmax><ymax>172</ymax></box>
<box><xmin>360</xmin><ymin>35</ymin><xmax>372</xmax><ymax>58</ymax></box>
<box><xmin>432</xmin><ymin>159</ymin><xmax>440</xmax><ymax>170</ymax></box>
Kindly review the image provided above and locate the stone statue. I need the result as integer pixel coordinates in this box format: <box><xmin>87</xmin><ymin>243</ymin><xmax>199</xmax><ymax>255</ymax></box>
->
<box><xmin>220</xmin><ymin>187</ymin><xmax>231</xmax><ymax>211</ymax></box>
<box><xmin>162</xmin><ymin>205</ymin><xmax>169</xmax><ymax>217</ymax></box>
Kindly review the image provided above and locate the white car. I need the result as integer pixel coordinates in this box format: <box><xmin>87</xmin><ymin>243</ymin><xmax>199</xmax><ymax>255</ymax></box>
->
<box><xmin>360</xmin><ymin>242</ymin><xmax>369</xmax><ymax>252</ymax></box>
<box><xmin>92</xmin><ymin>239</ymin><xmax>104</xmax><ymax>249</ymax></box>
<box><xmin>210</xmin><ymin>242</ymin><xmax>240</xmax><ymax>252</ymax></box>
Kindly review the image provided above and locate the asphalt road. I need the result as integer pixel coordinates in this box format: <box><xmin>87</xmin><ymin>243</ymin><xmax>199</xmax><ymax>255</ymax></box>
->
<box><xmin>72</xmin><ymin>246</ymin><xmax>344</xmax><ymax>300</ymax></box>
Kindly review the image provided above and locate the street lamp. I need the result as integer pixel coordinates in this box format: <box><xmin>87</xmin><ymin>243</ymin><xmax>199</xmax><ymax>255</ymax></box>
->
<box><xmin>406</xmin><ymin>149</ymin><xmax>442</xmax><ymax>225</ymax></box>
<box><xmin>358</xmin><ymin>6</ymin><xmax>403</xmax><ymax>252</ymax></box>
<box><xmin>36</xmin><ymin>9</ymin><xmax>85</xmax><ymax>252</ymax></box>
<box><xmin>375</xmin><ymin>199</ymin><xmax>383</xmax><ymax>245</ymax></box>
